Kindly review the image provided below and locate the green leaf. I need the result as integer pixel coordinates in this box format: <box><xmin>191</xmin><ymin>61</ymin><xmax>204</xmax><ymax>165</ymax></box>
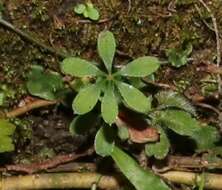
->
<box><xmin>83</xmin><ymin>10</ymin><xmax>88</xmax><ymax>18</ymax></box>
<box><xmin>119</xmin><ymin>56</ymin><xmax>160</xmax><ymax>77</ymax></box>
<box><xmin>27</xmin><ymin>65</ymin><xmax>64</xmax><ymax>100</ymax></box>
<box><xmin>61</xmin><ymin>57</ymin><xmax>101</xmax><ymax>77</ymax></box>
<box><xmin>0</xmin><ymin>119</ymin><xmax>16</xmax><ymax>153</ymax></box>
<box><xmin>111</xmin><ymin>146</ymin><xmax>171</xmax><ymax>190</ymax></box>
<box><xmin>98</xmin><ymin>31</ymin><xmax>116</xmax><ymax>73</ymax></box>
<box><xmin>69</xmin><ymin>112</ymin><xmax>99</xmax><ymax>136</ymax></box>
<box><xmin>128</xmin><ymin>78</ymin><xmax>146</xmax><ymax>89</ymax></box>
<box><xmin>154</xmin><ymin>110</ymin><xmax>220</xmax><ymax>152</ymax></box>
<box><xmin>155</xmin><ymin>91</ymin><xmax>196</xmax><ymax>116</ymax></box>
<box><xmin>0</xmin><ymin>137</ymin><xmax>14</xmax><ymax>153</ymax></box>
<box><xmin>86</xmin><ymin>3</ymin><xmax>100</xmax><ymax>21</ymax></box>
<box><xmin>191</xmin><ymin>125</ymin><xmax>220</xmax><ymax>151</ymax></box>
<box><xmin>117</xmin><ymin>82</ymin><xmax>151</xmax><ymax>113</ymax></box>
<box><xmin>73</xmin><ymin>84</ymin><xmax>100</xmax><ymax>114</ymax></box>
<box><xmin>145</xmin><ymin>127</ymin><xmax>170</xmax><ymax>159</ymax></box>
<box><xmin>0</xmin><ymin>119</ymin><xmax>15</xmax><ymax>136</ymax></box>
<box><xmin>153</xmin><ymin>110</ymin><xmax>200</xmax><ymax>136</ymax></box>
<box><xmin>74</xmin><ymin>4</ymin><xmax>86</xmax><ymax>14</ymax></box>
<box><xmin>95</xmin><ymin>126</ymin><xmax>115</xmax><ymax>157</ymax></box>
<box><xmin>101</xmin><ymin>83</ymin><xmax>118</xmax><ymax>125</ymax></box>
<box><xmin>117</xmin><ymin>126</ymin><xmax>129</xmax><ymax>140</ymax></box>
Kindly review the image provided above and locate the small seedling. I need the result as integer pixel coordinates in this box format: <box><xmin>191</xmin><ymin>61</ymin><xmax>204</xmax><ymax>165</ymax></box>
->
<box><xmin>26</xmin><ymin>65</ymin><xmax>65</xmax><ymax>100</ymax></box>
<box><xmin>61</xmin><ymin>30</ymin><xmax>160</xmax><ymax>125</ymax></box>
<box><xmin>166</xmin><ymin>43</ymin><xmax>192</xmax><ymax>68</ymax></box>
<box><xmin>74</xmin><ymin>2</ymin><xmax>100</xmax><ymax>21</ymax></box>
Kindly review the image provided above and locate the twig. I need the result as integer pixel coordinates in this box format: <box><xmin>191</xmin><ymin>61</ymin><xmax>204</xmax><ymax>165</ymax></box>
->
<box><xmin>1</xmin><ymin>148</ymin><xmax>94</xmax><ymax>174</ymax></box>
<box><xmin>141</xmin><ymin>78</ymin><xmax>177</xmax><ymax>90</ymax></box>
<box><xmin>167</xmin><ymin>0</ymin><xmax>177</xmax><ymax>13</ymax></box>
<box><xmin>46</xmin><ymin>162</ymin><xmax>97</xmax><ymax>173</ymax></box>
<box><xmin>161</xmin><ymin>171</ymin><xmax>222</xmax><ymax>190</ymax></box>
<box><xmin>194</xmin><ymin>102</ymin><xmax>221</xmax><ymax>115</ymax></box>
<box><xmin>4</xmin><ymin>99</ymin><xmax>58</xmax><ymax>118</ymax></box>
<box><xmin>196</xmin><ymin>0</ymin><xmax>221</xmax><ymax>94</ymax></box>
<box><xmin>167</xmin><ymin>155</ymin><xmax>222</xmax><ymax>170</ymax></box>
<box><xmin>0</xmin><ymin>18</ymin><xmax>68</xmax><ymax>58</ymax></box>
<box><xmin>0</xmin><ymin>172</ymin><xmax>122</xmax><ymax>190</ymax></box>
<box><xmin>194</xmin><ymin>4</ymin><xmax>215</xmax><ymax>32</ymax></box>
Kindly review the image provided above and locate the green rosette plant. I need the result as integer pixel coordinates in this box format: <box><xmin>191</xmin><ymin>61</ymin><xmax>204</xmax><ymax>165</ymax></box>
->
<box><xmin>60</xmin><ymin>31</ymin><xmax>173</xmax><ymax>190</ymax></box>
<box><xmin>61</xmin><ymin>30</ymin><xmax>160</xmax><ymax>125</ymax></box>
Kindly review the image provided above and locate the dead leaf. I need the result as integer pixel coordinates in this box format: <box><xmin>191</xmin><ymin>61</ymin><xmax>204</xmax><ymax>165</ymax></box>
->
<box><xmin>116</xmin><ymin>111</ymin><xmax>159</xmax><ymax>143</ymax></box>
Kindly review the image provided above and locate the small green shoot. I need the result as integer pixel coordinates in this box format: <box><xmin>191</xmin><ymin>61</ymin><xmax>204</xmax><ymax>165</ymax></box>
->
<box><xmin>74</xmin><ymin>2</ymin><xmax>100</xmax><ymax>21</ymax></box>
<box><xmin>166</xmin><ymin>43</ymin><xmax>192</xmax><ymax>68</ymax></box>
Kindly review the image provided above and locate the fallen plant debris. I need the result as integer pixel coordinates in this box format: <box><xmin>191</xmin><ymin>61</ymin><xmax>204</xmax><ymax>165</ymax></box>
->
<box><xmin>5</xmin><ymin>98</ymin><xmax>58</xmax><ymax>118</ymax></box>
<box><xmin>0</xmin><ymin>148</ymin><xmax>94</xmax><ymax>174</ymax></box>
<box><xmin>0</xmin><ymin>172</ymin><xmax>123</xmax><ymax>190</ymax></box>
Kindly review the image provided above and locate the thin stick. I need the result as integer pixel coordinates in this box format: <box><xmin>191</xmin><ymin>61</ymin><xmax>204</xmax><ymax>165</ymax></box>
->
<box><xmin>168</xmin><ymin>155</ymin><xmax>222</xmax><ymax>169</ymax></box>
<box><xmin>1</xmin><ymin>148</ymin><xmax>94</xmax><ymax>174</ymax></box>
<box><xmin>0</xmin><ymin>19</ymin><xmax>68</xmax><ymax>58</ymax></box>
<box><xmin>5</xmin><ymin>99</ymin><xmax>57</xmax><ymax>118</ymax></box>
<box><xmin>194</xmin><ymin>4</ymin><xmax>215</xmax><ymax>32</ymax></box>
<box><xmin>0</xmin><ymin>172</ymin><xmax>122</xmax><ymax>190</ymax></box>
<box><xmin>161</xmin><ymin>171</ymin><xmax>222</xmax><ymax>190</ymax></box>
<box><xmin>194</xmin><ymin>102</ymin><xmax>221</xmax><ymax>115</ymax></box>
<box><xmin>197</xmin><ymin>0</ymin><xmax>221</xmax><ymax>94</ymax></box>
<box><xmin>46</xmin><ymin>162</ymin><xmax>97</xmax><ymax>173</ymax></box>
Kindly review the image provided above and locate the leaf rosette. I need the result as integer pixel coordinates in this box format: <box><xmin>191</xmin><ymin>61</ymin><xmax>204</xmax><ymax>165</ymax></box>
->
<box><xmin>61</xmin><ymin>31</ymin><xmax>160</xmax><ymax>125</ymax></box>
